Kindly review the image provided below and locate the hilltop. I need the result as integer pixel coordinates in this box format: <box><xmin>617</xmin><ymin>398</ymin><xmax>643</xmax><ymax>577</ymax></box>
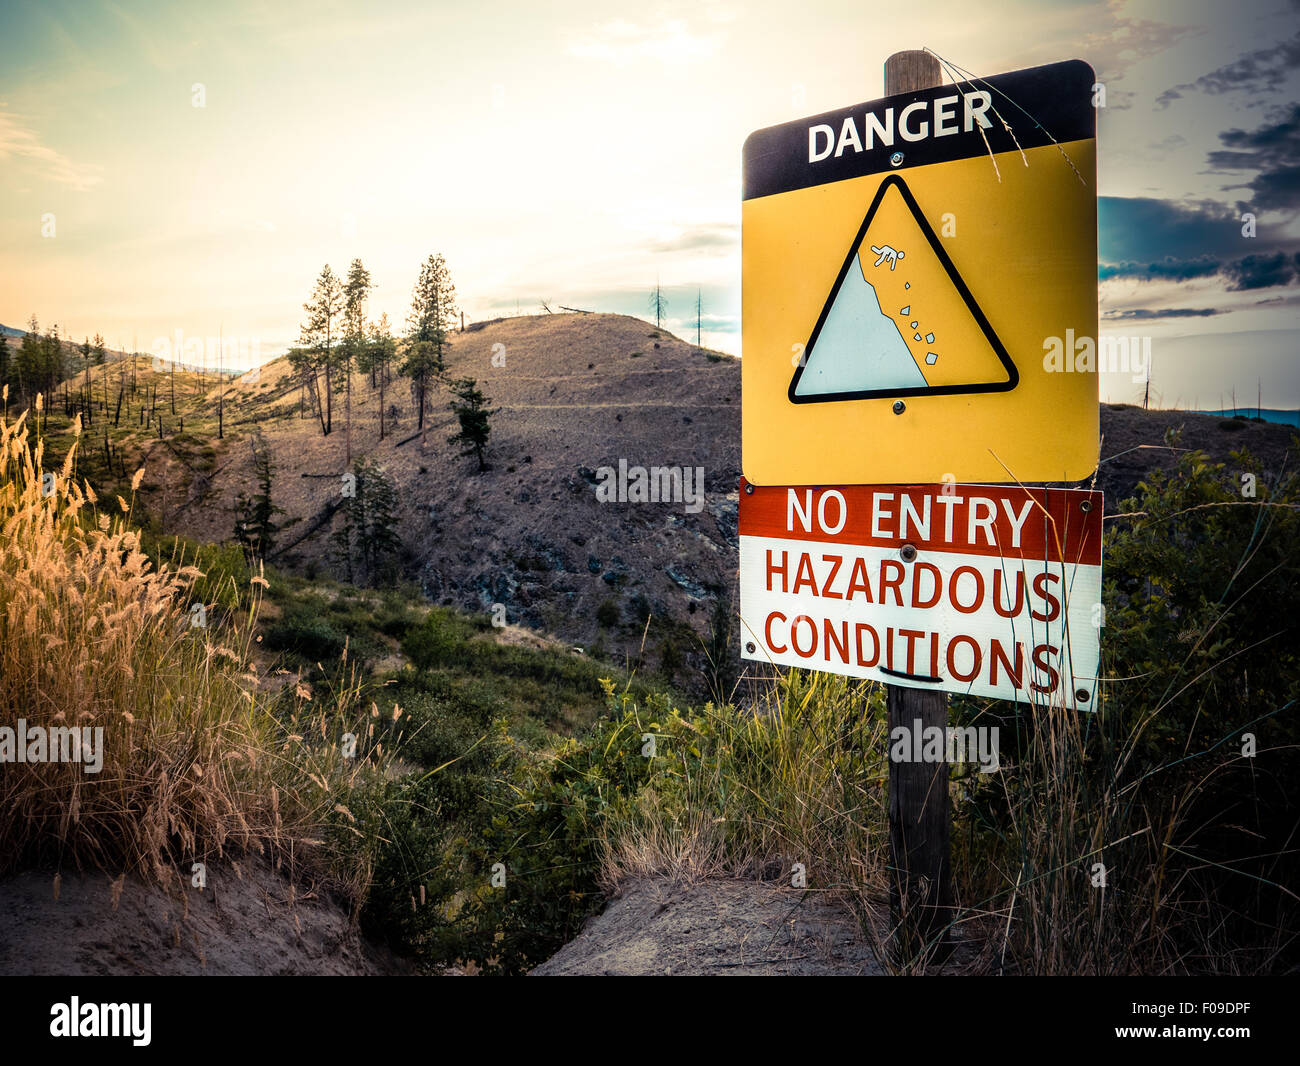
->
<box><xmin>139</xmin><ymin>313</ymin><xmax>742</xmax><ymax>684</ymax></box>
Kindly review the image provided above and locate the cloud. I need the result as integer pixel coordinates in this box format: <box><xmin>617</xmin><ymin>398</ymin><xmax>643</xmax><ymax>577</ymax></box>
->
<box><xmin>1207</xmin><ymin>104</ymin><xmax>1300</xmax><ymax>211</ymax></box>
<box><xmin>567</xmin><ymin>19</ymin><xmax>723</xmax><ymax>64</ymax></box>
<box><xmin>1099</xmin><ymin>196</ymin><xmax>1243</xmax><ymax>262</ymax></box>
<box><xmin>1221</xmin><ymin>252</ymin><xmax>1300</xmax><ymax>290</ymax></box>
<box><xmin>1102</xmin><ymin>307</ymin><xmax>1221</xmax><ymax>320</ymax></box>
<box><xmin>1083</xmin><ymin>3</ymin><xmax>1201</xmax><ymax>81</ymax></box>
<box><xmin>1156</xmin><ymin>32</ymin><xmax>1300</xmax><ymax>108</ymax></box>
<box><xmin>647</xmin><ymin>224</ymin><xmax>738</xmax><ymax>255</ymax></box>
<box><xmin>1099</xmin><ymin>258</ymin><xmax>1221</xmax><ymax>282</ymax></box>
<box><xmin>1098</xmin><ymin>195</ymin><xmax>1300</xmax><ymax>290</ymax></box>
<box><xmin>0</xmin><ymin>110</ymin><xmax>102</xmax><ymax>191</ymax></box>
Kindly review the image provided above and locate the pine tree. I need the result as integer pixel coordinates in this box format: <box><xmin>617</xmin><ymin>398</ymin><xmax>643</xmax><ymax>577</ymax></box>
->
<box><xmin>359</xmin><ymin>459</ymin><xmax>402</xmax><ymax>582</ymax></box>
<box><xmin>299</xmin><ymin>264</ymin><xmax>343</xmax><ymax>435</ymax></box>
<box><xmin>447</xmin><ymin>378</ymin><xmax>494</xmax><ymax>472</ymax></box>
<box><xmin>363</xmin><ymin>314</ymin><xmax>397</xmax><ymax>441</ymax></box>
<box><xmin>407</xmin><ymin>253</ymin><xmax>457</xmax><ymax>371</ymax></box>
<box><xmin>403</xmin><ymin>254</ymin><xmax>457</xmax><ymax>444</ymax></box>
<box><xmin>233</xmin><ymin>430</ymin><xmax>281</xmax><ymax>560</ymax></box>
<box><xmin>648</xmin><ymin>279</ymin><xmax>667</xmax><ymax>329</ymax></box>
<box><xmin>341</xmin><ymin>259</ymin><xmax>373</xmax><ymax>465</ymax></box>
<box><xmin>44</xmin><ymin>323</ymin><xmax>63</xmax><ymax>402</ymax></box>
<box><xmin>15</xmin><ymin>315</ymin><xmax>40</xmax><ymax>400</ymax></box>
<box><xmin>401</xmin><ymin>340</ymin><xmax>438</xmax><ymax>445</ymax></box>
<box><xmin>332</xmin><ymin>458</ymin><xmax>402</xmax><ymax>585</ymax></box>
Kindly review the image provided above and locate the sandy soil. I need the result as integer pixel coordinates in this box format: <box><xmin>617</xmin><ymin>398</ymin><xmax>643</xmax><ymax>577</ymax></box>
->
<box><xmin>0</xmin><ymin>858</ymin><xmax>411</xmax><ymax>976</ymax></box>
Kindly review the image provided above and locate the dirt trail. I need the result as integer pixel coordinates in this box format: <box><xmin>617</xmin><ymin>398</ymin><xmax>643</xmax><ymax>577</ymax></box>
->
<box><xmin>0</xmin><ymin>859</ymin><xmax>410</xmax><ymax>976</ymax></box>
<box><xmin>533</xmin><ymin>878</ymin><xmax>887</xmax><ymax>976</ymax></box>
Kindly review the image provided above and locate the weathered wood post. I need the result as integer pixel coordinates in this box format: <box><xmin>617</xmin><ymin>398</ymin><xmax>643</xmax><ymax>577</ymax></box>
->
<box><xmin>882</xmin><ymin>49</ymin><xmax>955</xmax><ymax>957</ymax></box>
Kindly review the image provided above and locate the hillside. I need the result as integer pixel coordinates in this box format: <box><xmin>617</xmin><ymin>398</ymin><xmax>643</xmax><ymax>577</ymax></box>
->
<box><xmin>20</xmin><ymin>311</ymin><xmax>1297</xmax><ymax>689</ymax></box>
<box><xmin>145</xmin><ymin>313</ymin><xmax>742</xmax><ymax>683</ymax></box>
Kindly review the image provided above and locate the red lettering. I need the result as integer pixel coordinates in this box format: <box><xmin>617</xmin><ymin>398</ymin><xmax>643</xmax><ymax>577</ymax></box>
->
<box><xmin>898</xmin><ymin>628</ymin><xmax>924</xmax><ymax>675</ymax></box>
<box><xmin>855</xmin><ymin>623</ymin><xmax>880</xmax><ymax>667</ymax></box>
<box><xmin>822</xmin><ymin>554</ymin><xmax>844</xmax><ymax>599</ymax></box>
<box><xmin>846</xmin><ymin>557</ymin><xmax>874</xmax><ymax>601</ymax></box>
<box><xmin>879</xmin><ymin>560</ymin><xmax>905</xmax><ymax>607</ymax></box>
<box><xmin>947</xmin><ymin>634</ymin><xmax>982</xmax><ymax>682</ymax></box>
<box><xmin>765</xmin><ymin>611</ymin><xmax>788</xmax><ymax>654</ymax></box>
<box><xmin>911</xmin><ymin>562</ymin><xmax>942</xmax><ymax>609</ymax></box>
<box><xmin>792</xmin><ymin>553</ymin><xmax>817</xmax><ymax>595</ymax></box>
<box><xmin>992</xmin><ymin>569</ymin><xmax>1025</xmax><ymax>618</ymax></box>
<box><xmin>990</xmin><ymin>638</ymin><xmax>1024</xmax><ymax>688</ymax></box>
<box><xmin>1031</xmin><ymin>572</ymin><xmax>1061</xmax><ymax>622</ymax></box>
<box><xmin>791</xmin><ymin>615</ymin><xmax>817</xmax><ymax>658</ymax></box>
<box><xmin>823</xmin><ymin>617</ymin><xmax>849</xmax><ymax>663</ymax></box>
<box><xmin>1030</xmin><ymin>642</ymin><xmax>1060</xmax><ymax>694</ymax></box>
<box><xmin>765</xmin><ymin>550</ymin><xmax>788</xmax><ymax>593</ymax></box>
<box><xmin>950</xmin><ymin>565</ymin><xmax>984</xmax><ymax>614</ymax></box>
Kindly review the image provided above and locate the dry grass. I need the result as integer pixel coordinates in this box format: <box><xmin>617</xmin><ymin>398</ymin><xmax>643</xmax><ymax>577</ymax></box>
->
<box><xmin>598</xmin><ymin>670</ymin><xmax>892</xmax><ymax>909</ymax></box>
<box><xmin>594</xmin><ymin>663</ymin><xmax>1293</xmax><ymax>974</ymax></box>
<box><xmin>0</xmin><ymin>393</ymin><xmax>389</xmax><ymax>898</ymax></box>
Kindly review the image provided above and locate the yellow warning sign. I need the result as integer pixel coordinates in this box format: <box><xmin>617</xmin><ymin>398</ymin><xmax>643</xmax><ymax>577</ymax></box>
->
<box><xmin>743</xmin><ymin>60</ymin><xmax>1099</xmax><ymax>487</ymax></box>
<box><xmin>789</xmin><ymin>175</ymin><xmax>1017</xmax><ymax>402</ymax></box>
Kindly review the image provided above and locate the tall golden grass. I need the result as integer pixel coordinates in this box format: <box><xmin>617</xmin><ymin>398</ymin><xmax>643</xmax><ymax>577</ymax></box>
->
<box><xmin>0</xmin><ymin>395</ymin><xmax>386</xmax><ymax>897</ymax></box>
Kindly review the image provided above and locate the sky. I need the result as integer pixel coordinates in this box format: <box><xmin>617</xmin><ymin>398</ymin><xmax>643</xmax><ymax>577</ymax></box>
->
<box><xmin>1</xmin><ymin>0</ymin><xmax>1297</xmax><ymax>407</ymax></box>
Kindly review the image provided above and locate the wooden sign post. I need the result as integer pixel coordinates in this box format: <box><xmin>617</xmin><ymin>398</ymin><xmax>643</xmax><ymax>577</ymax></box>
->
<box><xmin>881</xmin><ymin>50</ymin><xmax>953</xmax><ymax>956</ymax></box>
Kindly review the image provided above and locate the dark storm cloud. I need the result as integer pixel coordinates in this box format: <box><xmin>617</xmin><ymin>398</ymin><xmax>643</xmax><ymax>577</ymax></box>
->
<box><xmin>1156</xmin><ymin>32</ymin><xmax>1300</xmax><ymax>108</ymax></box>
<box><xmin>1098</xmin><ymin>258</ymin><xmax>1221</xmax><ymax>282</ymax></box>
<box><xmin>1207</xmin><ymin>104</ymin><xmax>1300</xmax><ymax>211</ymax></box>
<box><xmin>1098</xmin><ymin>196</ymin><xmax>1300</xmax><ymax>290</ymax></box>
<box><xmin>1221</xmin><ymin>252</ymin><xmax>1300</xmax><ymax>289</ymax></box>
<box><xmin>1102</xmin><ymin>307</ymin><xmax>1221</xmax><ymax>320</ymax></box>
<box><xmin>1098</xmin><ymin>197</ymin><xmax>1243</xmax><ymax>262</ymax></box>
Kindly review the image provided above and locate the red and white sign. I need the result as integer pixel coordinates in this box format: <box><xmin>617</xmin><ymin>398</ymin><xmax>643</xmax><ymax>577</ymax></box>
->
<box><xmin>738</xmin><ymin>479</ymin><xmax>1103</xmax><ymax>710</ymax></box>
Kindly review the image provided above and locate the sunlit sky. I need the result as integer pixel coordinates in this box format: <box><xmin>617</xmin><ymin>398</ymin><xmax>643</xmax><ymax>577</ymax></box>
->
<box><xmin>2</xmin><ymin>0</ymin><xmax>1297</xmax><ymax>407</ymax></box>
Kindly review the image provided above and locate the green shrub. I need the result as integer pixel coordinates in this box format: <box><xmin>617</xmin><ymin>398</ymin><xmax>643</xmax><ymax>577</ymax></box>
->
<box><xmin>596</xmin><ymin>598</ymin><xmax>620</xmax><ymax>628</ymax></box>
<box><xmin>402</xmin><ymin>607</ymin><xmax>477</xmax><ymax>669</ymax></box>
<box><xmin>264</xmin><ymin>613</ymin><xmax>347</xmax><ymax>661</ymax></box>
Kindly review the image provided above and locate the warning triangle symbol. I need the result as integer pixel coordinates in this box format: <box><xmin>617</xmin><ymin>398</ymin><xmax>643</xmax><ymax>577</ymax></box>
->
<box><xmin>789</xmin><ymin>174</ymin><xmax>1018</xmax><ymax>403</ymax></box>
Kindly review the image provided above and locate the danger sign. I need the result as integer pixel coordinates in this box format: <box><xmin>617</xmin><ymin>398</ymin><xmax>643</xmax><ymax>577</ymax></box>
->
<box><xmin>742</xmin><ymin>59</ymin><xmax>1098</xmax><ymax>486</ymax></box>
<box><xmin>738</xmin><ymin>478</ymin><xmax>1103</xmax><ymax>709</ymax></box>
